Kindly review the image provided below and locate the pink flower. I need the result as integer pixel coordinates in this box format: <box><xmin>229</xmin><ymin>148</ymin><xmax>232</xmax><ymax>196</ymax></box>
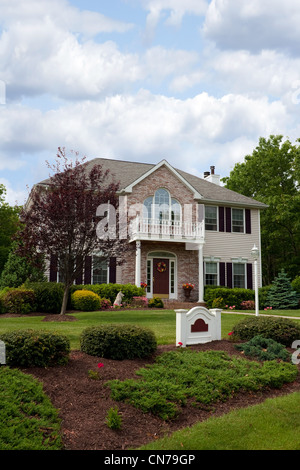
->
<box><xmin>228</xmin><ymin>332</ymin><xmax>233</xmax><ymax>336</ymax></box>
<box><xmin>178</xmin><ymin>342</ymin><xmax>183</xmax><ymax>347</ymax></box>
<box><xmin>98</xmin><ymin>363</ymin><xmax>104</xmax><ymax>369</ymax></box>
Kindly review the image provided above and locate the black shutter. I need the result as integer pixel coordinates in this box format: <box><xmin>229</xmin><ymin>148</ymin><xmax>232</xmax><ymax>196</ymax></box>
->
<box><xmin>76</xmin><ymin>261</ymin><xmax>83</xmax><ymax>285</ymax></box>
<box><xmin>226</xmin><ymin>207</ymin><xmax>231</xmax><ymax>233</ymax></box>
<box><xmin>84</xmin><ymin>256</ymin><xmax>92</xmax><ymax>285</ymax></box>
<box><xmin>109</xmin><ymin>257</ymin><xmax>117</xmax><ymax>284</ymax></box>
<box><xmin>219</xmin><ymin>207</ymin><xmax>224</xmax><ymax>232</ymax></box>
<box><xmin>245</xmin><ymin>209</ymin><xmax>251</xmax><ymax>234</ymax></box>
<box><xmin>49</xmin><ymin>254</ymin><xmax>58</xmax><ymax>282</ymax></box>
<box><xmin>247</xmin><ymin>263</ymin><xmax>253</xmax><ymax>290</ymax></box>
<box><xmin>226</xmin><ymin>263</ymin><xmax>233</xmax><ymax>288</ymax></box>
<box><xmin>219</xmin><ymin>262</ymin><xmax>226</xmax><ymax>286</ymax></box>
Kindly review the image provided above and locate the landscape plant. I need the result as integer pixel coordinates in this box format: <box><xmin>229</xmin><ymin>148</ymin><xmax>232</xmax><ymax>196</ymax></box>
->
<box><xmin>231</xmin><ymin>316</ymin><xmax>300</xmax><ymax>346</ymax></box>
<box><xmin>0</xmin><ymin>329</ymin><xmax>70</xmax><ymax>367</ymax></box>
<box><xmin>108</xmin><ymin>349</ymin><xmax>298</xmax><ymax>420</ymax></box>
<box><xmin>0</xmin><ymin>367</ymin><xmax>63</xmax><ymax>450</ymax></box>
<box><xmin>266</xmin><ymin>269</ymin><xmax>299</xmax><ymax>310</ymax></box>
<box><xmin>234</xmin><ymin>335</ymin><xmax>291</xmax><ymax>362</ymax></box>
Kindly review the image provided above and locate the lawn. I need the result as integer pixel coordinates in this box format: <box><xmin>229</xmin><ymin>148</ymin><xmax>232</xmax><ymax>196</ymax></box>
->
<box><xmin>0</xmin><ymin>310</ymin><xmax>299</xmax><ymax>349</ymax></box>
<box><xmin>0</xmin><ymin>310</ymin><xmax>242</xmax><ymax>349</ymax></box>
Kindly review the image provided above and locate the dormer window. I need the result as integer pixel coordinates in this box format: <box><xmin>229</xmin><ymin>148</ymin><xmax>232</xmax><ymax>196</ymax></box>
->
<box><xmin>143</xmin><ymin>188</ymin><xmax>181</xmax><ymax>223</ymax></box>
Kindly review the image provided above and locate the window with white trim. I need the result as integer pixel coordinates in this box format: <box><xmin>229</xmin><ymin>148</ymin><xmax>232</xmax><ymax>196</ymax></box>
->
<box><xmin>143</xmin><ymin>189</ymin><xmax>181</xmax><ymax>223</ymax></box>
<box><xmin>205</xmin><ymin>206</ymin><xmax>218</xmax><ymax>231</ymax></box>
<box><xmin>233</xmin><ymin>263</ymin><xmax>246</xmax><ymax>288</ymax></box>
<box><xmin>232</xmin><ymin>208</ymin><xmax>244</xmax><ymax>233</ymax></box>
<box><xmin>205</xmin><ymin>262</ymin><xmax>218</xmax><ymax>285</ymax></box>
<box><xmin>92</xmin><ymin>256</ymin><xmax>108</xmax><ymax>284</ymax></box>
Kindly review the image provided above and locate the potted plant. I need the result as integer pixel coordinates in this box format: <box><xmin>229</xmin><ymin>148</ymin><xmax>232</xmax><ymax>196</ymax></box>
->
<box><xmin>182</xmin><ymin>283</ymin><xmax>195</xmax><ymax>300</ymax></box>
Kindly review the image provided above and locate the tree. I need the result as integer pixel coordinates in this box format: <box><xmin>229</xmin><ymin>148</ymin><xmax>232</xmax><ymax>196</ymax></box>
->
<box><xmin>266</xmin><ymin>269</ymin><xmax>299</xmax><ymax>309</ymax></box>
<box><xmin>0</xmin><ymin>241</ymin><xmax>47</xmax><ymax>289</ymax></box>
<box><xmin>16</xmin><ymin>148</ymin><xmax>131</xmax><ymax>316</ymax></box>
<box><xmin>222</xmin><ymin>135</ymin><xmax>300</xmax><ymax>284</ymax></box>
<box><xmin>0</xmin><ymin>184</ymin><xmax>20</xmax><ymax>274</ymax></box>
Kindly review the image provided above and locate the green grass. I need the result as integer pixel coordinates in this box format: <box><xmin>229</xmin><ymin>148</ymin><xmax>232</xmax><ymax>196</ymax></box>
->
<box><xmin>140</xmin><ymin>392</ymin><xmax>300</xmax><ymax>450</ymax></box>
<box><xmin>0</xmin><ymin>367</ymin><xmax>63</xmax><ymax>450</ymax></box>
<box><xmin>0</xmin><ymin>310</ymin><xmax>240</xmax><ymax>350</ymax></box>
<box><xmin>228</xmin><ymin>309</ymin><xmax>300</xmax><ymax>318</ymax></box>
<box><xmin>0</xmin><ymin>310</ymin><xmax>299</xmax><ymax>350</ymax></box>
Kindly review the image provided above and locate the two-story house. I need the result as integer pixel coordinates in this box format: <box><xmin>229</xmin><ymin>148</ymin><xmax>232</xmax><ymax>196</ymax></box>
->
<box><xmin>40</xmin><ymin>158</ymin><xmax>267</xmax><ymax>303</ymax></box>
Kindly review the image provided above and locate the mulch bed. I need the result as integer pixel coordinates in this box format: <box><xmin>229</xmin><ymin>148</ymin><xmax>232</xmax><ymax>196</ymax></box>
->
<box><xmin>20</xmin><ymin>339</ymin><xmax>300</xmax><ymax>451</ymax></box>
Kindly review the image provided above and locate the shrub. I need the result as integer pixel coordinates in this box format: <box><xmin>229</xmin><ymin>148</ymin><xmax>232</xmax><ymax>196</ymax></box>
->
<box><xmin>80</xmin><ymin>324</ymin><xmax>157</xmax><ymax>360</ymax></box>
<box><xmin>70</xmin><ymin>283</ymin><xmax>145</xmax><ymax>305</ymax></box>
<box><xmin>99</xmin><ymin>298</ymin><xmax>112</xmax><ymax>310</ymax></box>
<box><xmin>0</xmin><ymin>329</ymin><xmax>70</xmax><ymax>367</ymax></box>
<box><xmin>211</xmin><ymin>297</ymin><xmax>225</xmax><ymax>309</ymax></box>
<box><xmin>130</xmin><ymin>296</ymin><xmax>148</xmax><ymax>308</ymax></box>
<box><xmin>291</xmin><ymin>275</ymin><xmax>300</xmax><ymax>294</ymax></box>
<box><xmin>148</xmin><ymin>297</ymin><xmax>164</xmax><ymax>309</ymax></box>
<box><xmin>240</xmin><ymin>300</ymin><xmax>255</xmax><ymax>310</ymax></box>
<box><xmin>1</xmin><ymin>288</ymin><xmax>36</xmax><ymax>314</ymax></box>
<box><xmin>24</xmin><ymin>282</ymin><xmax>64</xmax><ymax>314</ymax></box>
<box><xmin>231</xmin><ymin>316</ymin><xmax>300</xmax><ymax>346</ymax></box>
<box><xmin>105</xmin><ymin>406</ymin><xmax>122</xmax><ymax>430</ymax></box>
<box><xmin>71</xmin><ymin>289</ymin><xmax>101</xmax><ymax>311</ymax></box>
<box><xmin>204</xmin><ymin>287</ymin><xmax>254</xmax><ymax>309</ymax></box>
<box><xmin>235</xmin><ymin>335</ymin><xmax>291</xmax><ymax>362</ymax></box>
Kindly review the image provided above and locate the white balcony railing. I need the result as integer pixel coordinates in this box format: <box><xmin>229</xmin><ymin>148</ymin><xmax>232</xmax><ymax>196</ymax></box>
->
<box><xmin>129</xmin><ymin>217</ymin><xmax>205</xmax><ymax>242</ymax></box>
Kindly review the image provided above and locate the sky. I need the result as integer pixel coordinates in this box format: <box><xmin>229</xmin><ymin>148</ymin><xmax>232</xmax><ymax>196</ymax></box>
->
<box><xmin>1</xmin><ymin>0</ymin><xmax>300</xmax><ymax>206</ymax></box>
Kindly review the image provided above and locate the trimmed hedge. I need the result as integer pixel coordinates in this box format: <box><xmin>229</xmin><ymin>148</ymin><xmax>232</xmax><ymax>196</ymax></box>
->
<box><xmin>70</xmin><ymin>283</ymin><xmax>145</xmax><ymax>305</ymax></box>
<box><xmin>80</xmin><ymin>324</ymin><xmax>157</xmax><ymax>360</ymax></box>
<box><xmin>204</xmin><ymin>286</ymin><xmax>273</xmax><ymax>310</ymax></box>
<box><xmin>0</xmin><ymin>329</ymin><xmax>70</xmax><ymax>367</ymax></box>
<box><xmin>24</xmin><ymin>282</ymin><xmax>64</xmax><ymax>314</ymax></box>
<box><xmin>0</xmin><ymin>288</ymin><xmax>36</xmax><ymax>314</ymax></box>
<box><xmin>231</xmin><ymin>316</ymin><xmax>300</xmax><ymax>347</ymax></box>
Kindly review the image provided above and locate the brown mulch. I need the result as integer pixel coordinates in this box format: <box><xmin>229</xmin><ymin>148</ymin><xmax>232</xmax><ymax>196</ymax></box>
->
<box><xmin>19</xmin><ymin>339</ymin><xmax>300</xmax><ymax>451</ymax></box>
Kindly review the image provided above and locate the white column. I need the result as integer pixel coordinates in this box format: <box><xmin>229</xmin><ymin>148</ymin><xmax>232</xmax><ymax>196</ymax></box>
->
<box><xmin>198</xmin><ymin>244</ymin><xmax>204</xmax><ymax>303</ymax></box>
<box><xmin>135</xmin><ymin>240</ymin><xmax>141</xmax><ymax>287</ymax></box>
<box><xmin>254</xmin><ymin>259</ymin><xmax>259</xmax><ymax>316</ymax></box>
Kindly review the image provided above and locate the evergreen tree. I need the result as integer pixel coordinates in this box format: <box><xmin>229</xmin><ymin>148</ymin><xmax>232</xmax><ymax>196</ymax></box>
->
<box><xmin>0</xmin><ymin>242</ymin><xmax>47</xmax><ymax>289</ymax></box>
<box><xmin>266</xmin><ymin>269</ymin><xmax>299</xmax><ymax>309</ymax></box>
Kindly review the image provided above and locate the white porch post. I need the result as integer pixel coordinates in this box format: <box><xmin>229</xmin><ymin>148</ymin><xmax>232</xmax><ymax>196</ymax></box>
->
<box><xmin>198</xmin><ymin>244</ymin><xmax>204</xmax><ymax>303</ymax></box>
<box><xmin>135</xmin><ymin>240</ymin><xmax>141</xmax><ymax>287</ymax></box>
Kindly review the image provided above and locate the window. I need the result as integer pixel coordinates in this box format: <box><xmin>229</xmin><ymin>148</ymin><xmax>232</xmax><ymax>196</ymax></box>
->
<box><xmin>143</xmin><ymin>189</ymin><xmax>182</xmax><ymax>223</ymax></box>
<box><xmin>232</xmin><ymin>208</ymin><xmax>244</xmax><ymax>233</ymax></box>
<box><xmin>92</xmin><ymin>256</ymin><xmax>108</xmax><ymax>284</ymax></box>
<box><xmin>205</xmin><ymin>206</ymin><xmax>218</xmax><ymax>231</ymax></box>
<box><xmin>233</xmin><ymin>263</ymin><xmax>246</xmax><ymax>288</ymax></box>
<box><xmin>205</xmin><ymin>262</ymin><xmax>218</xmax><ymax>285</ymax></box>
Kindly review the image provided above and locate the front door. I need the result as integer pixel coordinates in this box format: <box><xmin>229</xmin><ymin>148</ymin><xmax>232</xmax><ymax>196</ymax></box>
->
<box><xmin>153</xmin><ymin>258</ymin><xmax>169</xmax><ymax>298</ymax></box>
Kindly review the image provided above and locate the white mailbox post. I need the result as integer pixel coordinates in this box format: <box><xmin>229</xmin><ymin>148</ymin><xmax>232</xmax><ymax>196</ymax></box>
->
<box><xmin>175</xmin><ymin>306</ymin><xmax>222</xmax><ymax>347</ymax></box>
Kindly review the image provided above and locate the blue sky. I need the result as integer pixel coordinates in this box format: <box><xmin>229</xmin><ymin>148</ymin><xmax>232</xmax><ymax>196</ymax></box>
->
<box><xmin>1</xmin><ymin>0</ymin><xmax>300</xmax><ymax>205</ymax></box>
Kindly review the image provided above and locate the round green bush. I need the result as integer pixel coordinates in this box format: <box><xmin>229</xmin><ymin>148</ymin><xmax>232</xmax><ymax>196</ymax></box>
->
<box><xmin>71</xmin><ymin>289</ymin><xmax>101</xmax><ymax>311</ymax></box>
<box><xmin>0</xmin><ymin>329</ymin><xmax>70</xmax><ymax>367</ymax></box>
<box><xmin>232</xmin><ymin>316</ymin><xmax>300</xmax><ymax>347</ymax></box>
<box><xmin>80</xmin><ymin>323</ymin><xmax>157</xmax><ymax>360</ymax></box>
<box><xmin>1</xmin><ymin>288</ymin><xmax>36</xmax><ymax>314</ymax></box>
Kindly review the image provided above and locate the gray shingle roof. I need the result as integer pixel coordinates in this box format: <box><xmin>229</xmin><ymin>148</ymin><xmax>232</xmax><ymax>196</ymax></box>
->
<box><xmin>38</xmin><ymin>157</ymin><xmax>267</xmax><ymax>209</ymax></box>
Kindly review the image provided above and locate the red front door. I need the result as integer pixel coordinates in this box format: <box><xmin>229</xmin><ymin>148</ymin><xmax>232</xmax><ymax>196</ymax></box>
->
<box><xmin>153</xmin><ymin>258</ymin><xmax>169</xmax><ymax>298</ymax></box>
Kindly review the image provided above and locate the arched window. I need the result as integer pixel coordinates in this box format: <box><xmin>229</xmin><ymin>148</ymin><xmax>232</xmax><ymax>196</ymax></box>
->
<box><xmin>143</xmin><ymin>189</ymin><xmax>181</xmax><ymax>222</ymax></box>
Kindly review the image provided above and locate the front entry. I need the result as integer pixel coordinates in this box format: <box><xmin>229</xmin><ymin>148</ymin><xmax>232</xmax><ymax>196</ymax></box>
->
<box><xmin>153</xmin><ymin>258</ymin><xmax>169</xmax><ymax>298</ymax></box>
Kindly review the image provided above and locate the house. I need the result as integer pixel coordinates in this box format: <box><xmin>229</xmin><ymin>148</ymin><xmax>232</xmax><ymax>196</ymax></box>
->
<box><xmin>38</xmin><ymin>158</ymin><xmax>267</xmax><ymax>303</ymax></box>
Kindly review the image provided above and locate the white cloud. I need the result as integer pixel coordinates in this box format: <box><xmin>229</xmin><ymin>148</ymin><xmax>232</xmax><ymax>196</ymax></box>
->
<box><xmin>0</xmin><ymin>90</ymin><xmax>291</xmax><ymax>181</ymax></box>
<box><xmin>142</xmin><ymin>0</ymin><xmax>208</xmax><ymax>41</ymax></box>
<box><xmin>203</xmin><ymin>0</ymin><xmax>300</xmax><ymax>55</ymax></box>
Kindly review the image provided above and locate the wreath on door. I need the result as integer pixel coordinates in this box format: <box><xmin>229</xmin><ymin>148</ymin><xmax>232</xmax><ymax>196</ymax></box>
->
<box><xmin>156</xmin><ymin>261</ymin><xmax>167</xmax><ymax>273</ymax></box>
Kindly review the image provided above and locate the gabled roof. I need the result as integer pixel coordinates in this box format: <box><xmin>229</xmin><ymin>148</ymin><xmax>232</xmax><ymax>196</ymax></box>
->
<box><xmin>38</xmin><ymin>157</ymin><xmax>268</xmax><ymax>209</ymax></box>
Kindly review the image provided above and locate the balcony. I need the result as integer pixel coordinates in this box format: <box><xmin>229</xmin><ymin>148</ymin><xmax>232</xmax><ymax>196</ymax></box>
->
<box><xmin>129</xmin><ymin>217</ymin><xmax>205</xmax><ymax>244</ymax></box>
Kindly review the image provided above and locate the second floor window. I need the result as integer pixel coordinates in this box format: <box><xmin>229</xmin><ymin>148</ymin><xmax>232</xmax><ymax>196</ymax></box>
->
<box><xmin>232</xmin><ymin>208</ymin><xmax>244</xmax><ymax>233</ymax></box>
<box><xmin>143</xmin><ymin>188</ymin><xmax>181</xmax><ymax>223</ymax></box>
<box><xmin>205</xmin><ymin>206</ymin><xmax>218</xmax><ymax>231</ymax></box>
